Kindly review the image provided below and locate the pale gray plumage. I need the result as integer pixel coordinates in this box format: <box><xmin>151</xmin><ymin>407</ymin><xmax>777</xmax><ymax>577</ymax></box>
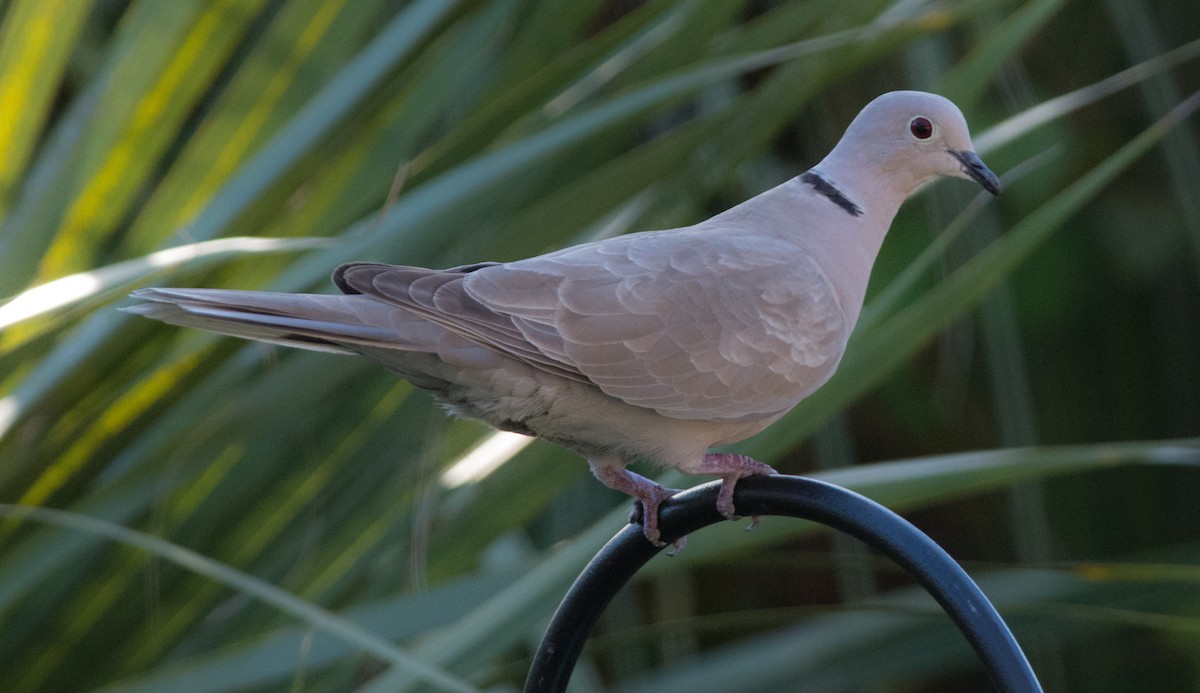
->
<box><xmin>127</xmin><ymin>91</ymin><xmax>999</xmax><ymax>547</ymax></box>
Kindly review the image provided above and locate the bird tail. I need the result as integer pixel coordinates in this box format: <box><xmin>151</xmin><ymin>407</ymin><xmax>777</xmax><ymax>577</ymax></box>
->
<box><xmin>124</xmin><ymin>287</ymin><xmax>406</xmax><ymax>355</ymax></box>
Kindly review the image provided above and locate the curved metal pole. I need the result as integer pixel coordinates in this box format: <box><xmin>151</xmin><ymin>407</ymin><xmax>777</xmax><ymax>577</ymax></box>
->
<box><xmin>525</xmin><ymin>474</ymin><xmax>1042</xmax><ymax>693</ymax></box>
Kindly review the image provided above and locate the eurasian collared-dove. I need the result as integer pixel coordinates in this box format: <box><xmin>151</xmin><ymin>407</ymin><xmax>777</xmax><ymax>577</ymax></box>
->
<box><xmin>127</xmin><ymin>91</ymin><xmax>999</xmax><ymax>547</ymax></box>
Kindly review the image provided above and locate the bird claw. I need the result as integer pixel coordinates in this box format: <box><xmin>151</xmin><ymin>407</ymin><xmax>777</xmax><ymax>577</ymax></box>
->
<box><xmin>699</xmin><ymin>453</ymin><xmax>776</xmax><ymax>528</ymax></box>
<box><xmin>597</xmin><ymin>454</ymin><xmax>775</xmax><ymax>553</ymax></box>
<box><xmin>628</xmin><ymin>485</ymin><xmax>680</xmax><ymax>549</ymax></box>
<box><xmin>628</xmin><ymin>508</ymin><xmax>687</xmax><ymax>553</ymax></box>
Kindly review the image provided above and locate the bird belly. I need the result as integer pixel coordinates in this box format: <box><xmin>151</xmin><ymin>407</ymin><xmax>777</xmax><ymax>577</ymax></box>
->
<box><xmin>428</xmin><ymin>362</ymin><xmax>772</xmax><ymax>468</ymax></box>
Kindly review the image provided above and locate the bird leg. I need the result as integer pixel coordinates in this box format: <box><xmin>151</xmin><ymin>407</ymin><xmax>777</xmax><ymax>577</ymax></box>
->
<box><xmin>690</xmin><ymin>453</ymin><xmax>777</xmax><ymax>527</ymax></box>
<box><xmin>589</xmin><ymin>461</ymin><xmax>679</xmax><ymax>548</ymax></box>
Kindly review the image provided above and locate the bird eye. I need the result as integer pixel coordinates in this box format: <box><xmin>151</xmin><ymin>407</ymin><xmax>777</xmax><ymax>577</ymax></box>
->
<box><xmin>909</xmin><ymin>116</ymin><xmax>933</xmax><ymax>140</ymax></box>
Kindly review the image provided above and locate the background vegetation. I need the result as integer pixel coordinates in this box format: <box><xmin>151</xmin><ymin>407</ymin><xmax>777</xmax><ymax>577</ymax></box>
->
<box><xmin>0</xmin><ymin>0</ymin><xmax>1198</xmax><ymax>690</ymax></box>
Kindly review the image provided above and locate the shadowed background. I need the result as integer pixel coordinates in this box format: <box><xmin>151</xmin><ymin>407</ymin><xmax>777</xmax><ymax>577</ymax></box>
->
<box><xmin>0</xmin><ymin>1</ymin><xmax>1198</xmax><ymax>691</ymax></box>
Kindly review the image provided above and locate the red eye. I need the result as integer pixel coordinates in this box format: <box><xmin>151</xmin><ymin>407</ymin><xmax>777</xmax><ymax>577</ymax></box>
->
<box><xmin>909</xmin><ymin>116</ymin><xmax>933</xmax><ymax>139</ymax></box>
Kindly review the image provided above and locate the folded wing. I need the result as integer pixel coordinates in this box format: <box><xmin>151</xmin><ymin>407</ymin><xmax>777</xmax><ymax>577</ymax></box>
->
<box><xmin>337</xmin><ymin>229</ymin><xmax>848</xmax><ymax>422</ymax></box>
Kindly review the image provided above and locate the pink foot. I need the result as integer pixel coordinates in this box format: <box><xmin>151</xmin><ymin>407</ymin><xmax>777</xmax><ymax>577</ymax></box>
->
<box><xmin>590</xmin><ymin>461</ymin><xmax>680</xmax><ymax>548</ymax></box>
<box><xmin>625</xmin><ymin>482</ymin><xmax>678</xmax><ymax>547</ymax></box>
<box><xmin>692</xmin><ymin>453</ymin><xmax>776</xmax><ymax>524</ymax></box>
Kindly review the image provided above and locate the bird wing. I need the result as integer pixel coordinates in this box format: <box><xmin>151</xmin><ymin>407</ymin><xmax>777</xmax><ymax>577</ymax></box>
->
<box><xmin>337</xmin><ymin>229</ymin><xmax>848</xmax><ymax>422</ymax></box>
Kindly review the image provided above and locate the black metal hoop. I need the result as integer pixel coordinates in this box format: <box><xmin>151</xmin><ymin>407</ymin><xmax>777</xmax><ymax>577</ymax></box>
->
<box><xmin>525</xmin><ymin>474</ymin><xmax>1042</xmax><ymax>692</ymax></box>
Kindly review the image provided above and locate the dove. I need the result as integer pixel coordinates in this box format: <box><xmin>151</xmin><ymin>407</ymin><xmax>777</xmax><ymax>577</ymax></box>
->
<box><xmin>127</xmin><ymin>91</ymin><xmax>999</xmax><ymax>547</ymax></box>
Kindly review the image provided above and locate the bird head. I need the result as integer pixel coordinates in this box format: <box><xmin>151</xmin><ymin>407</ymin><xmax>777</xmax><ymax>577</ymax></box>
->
<box><xmin>833</xmin><ymin>91</ymin><xmax>1000</xmax><ymax>197</ymax></box>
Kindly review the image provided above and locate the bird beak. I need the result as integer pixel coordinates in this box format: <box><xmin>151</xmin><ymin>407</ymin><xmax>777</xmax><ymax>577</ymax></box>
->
<box><xmin>950</xmin><ymin>150</ymin><xmax>1000</xmax><ymax>196</ymax></box>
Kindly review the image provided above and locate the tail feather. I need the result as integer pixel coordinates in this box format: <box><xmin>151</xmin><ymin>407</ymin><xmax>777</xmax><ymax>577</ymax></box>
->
<box><xmin>125</xmin><ymin>288</ymin><xmax>408</xmax><ymax>354</ymax></box>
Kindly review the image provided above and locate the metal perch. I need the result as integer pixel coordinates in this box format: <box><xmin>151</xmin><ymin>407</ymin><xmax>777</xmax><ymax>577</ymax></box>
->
<box><xmin>525</xmin><ymin>474</ymin><xmax>1042</xmax><ymax>692</ymax></box>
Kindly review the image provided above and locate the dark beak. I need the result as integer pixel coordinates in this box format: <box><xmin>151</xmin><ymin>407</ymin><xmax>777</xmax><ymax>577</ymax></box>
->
<box><xmin>951</xmin><ymin>149</ymin><xmax>1001</xmax><ymax>196</ymax></box>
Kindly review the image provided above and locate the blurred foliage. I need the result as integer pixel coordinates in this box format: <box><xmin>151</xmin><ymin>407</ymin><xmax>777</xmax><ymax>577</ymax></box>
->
<box><xmin>0</xmin><ymin>0</ymin><xmax>1198</xmax><ymax>691</ymax></box>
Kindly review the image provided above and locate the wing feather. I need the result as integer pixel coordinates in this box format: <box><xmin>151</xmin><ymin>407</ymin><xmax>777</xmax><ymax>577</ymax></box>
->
<box><xmin>336</xmin><ymin>229</ymin><xmax>848</xmax><ymax>422</ymax></box>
